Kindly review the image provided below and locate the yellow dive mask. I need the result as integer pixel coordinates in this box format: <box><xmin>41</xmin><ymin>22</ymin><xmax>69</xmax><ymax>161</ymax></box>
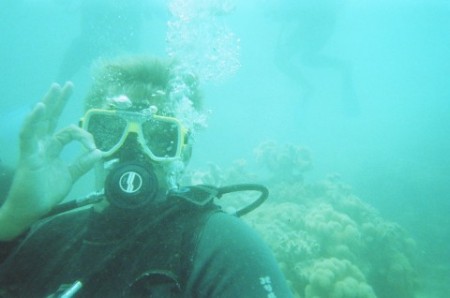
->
<box><xmin>80</xmin><ymin>108</ymin><xmax>188</xmax><ymax>162</ymax></box>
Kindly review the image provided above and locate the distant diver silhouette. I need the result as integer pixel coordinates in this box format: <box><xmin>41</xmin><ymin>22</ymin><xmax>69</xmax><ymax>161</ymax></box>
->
<box><xmin>274</xmin><ymin>0</ymin><xmax>359</xmax><ymax>116</ymax></box>
<box><xmin>57</xmin><ymin>0</ymin><xmax>144</xmax><ymax>82</ymax></box>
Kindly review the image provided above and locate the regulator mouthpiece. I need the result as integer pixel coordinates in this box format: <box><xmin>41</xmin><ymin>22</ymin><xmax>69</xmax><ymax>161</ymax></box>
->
<box><xmin>105</xmin><ymin>161</ymin><xmax>159</xmax><ymax>209</ymax></box>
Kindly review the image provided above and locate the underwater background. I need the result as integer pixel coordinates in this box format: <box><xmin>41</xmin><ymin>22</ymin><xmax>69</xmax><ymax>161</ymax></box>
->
<box><xmin>1</xmin><ymin>0</ymin><xmax>449</xmax><ymax>297</ymax></box>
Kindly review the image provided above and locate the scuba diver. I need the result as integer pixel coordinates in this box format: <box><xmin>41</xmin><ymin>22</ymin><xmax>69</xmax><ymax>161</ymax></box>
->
<box><xmin>273</xmin><ymin>0</ymin><xmax>359</xmax><ymax>116</ymax></box>
<box><xmin>0</xmin><ymin>56</ymin><xmax>292</xmax><ymax>297</ymax></box>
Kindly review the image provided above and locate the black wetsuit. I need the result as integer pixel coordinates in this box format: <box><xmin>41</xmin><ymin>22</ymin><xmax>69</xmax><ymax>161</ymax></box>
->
<box><xmin>0</xmin><ymin>187</ymin><xmax>292</xmax><ymax>297</ymax></box>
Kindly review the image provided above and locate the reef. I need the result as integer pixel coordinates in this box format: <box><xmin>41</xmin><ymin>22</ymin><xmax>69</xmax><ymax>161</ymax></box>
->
<box><xmin>183</xmin><ymin>141</ymin><xmax>419</xmax><ymax>298</ymax></box>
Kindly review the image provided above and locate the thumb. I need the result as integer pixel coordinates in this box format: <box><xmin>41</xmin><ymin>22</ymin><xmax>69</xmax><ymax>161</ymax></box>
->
<box><xmin>69</xmin><ymin>149</ymin><xmax>102</xmax><ymax>181</ymax></box>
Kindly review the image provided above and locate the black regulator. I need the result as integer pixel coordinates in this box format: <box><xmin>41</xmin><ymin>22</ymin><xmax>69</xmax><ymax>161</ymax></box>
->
<box><xmin>104</xmin><ymin>161</ymin><xmax>159</xmax><ymax>209</ymax></box>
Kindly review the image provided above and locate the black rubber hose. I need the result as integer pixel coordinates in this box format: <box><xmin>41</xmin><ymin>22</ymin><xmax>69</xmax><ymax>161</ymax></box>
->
<box><xmin>217</xmin><ymin>184</ymin><xmax>269</xmax><ymax>217</ymax></box>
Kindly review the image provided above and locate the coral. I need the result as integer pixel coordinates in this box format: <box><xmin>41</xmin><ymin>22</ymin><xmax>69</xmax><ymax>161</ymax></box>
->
<box><xmin>304</xmin><ymin>203</ymin><xmax>362</xmax><ymax>262</ymax></box>
<box><xmin>184</xmin><ymin>141</ymin><xmax>419</xmax><ymax>298</ymax></box>
<box><xmin>303</xmin><ymin>258</ymin><xmax>376</xmax><ymax>298</ymax></box>
<box><xmin>361</xmin><ymin>221</ymin><xmax>418</xmax><ymax>298</ymax></box>
<box><xmin>247</xmin><ymin>202</ymin><xmax>320</xmax><ymax>260</ymax></box>
<box><xmin>182</xmin><ymin>159</ymin><xmax>257</xmax><ymax>186</ymax></box>
<box><xmin>246</xmin><ymin>203</ymin><xmax>320</xmax><ymax>295</ymax></box>
<box><xmin>254</xmin><ymin>141</ymin><xmax>312</xmax><ymax>183</ymax></box>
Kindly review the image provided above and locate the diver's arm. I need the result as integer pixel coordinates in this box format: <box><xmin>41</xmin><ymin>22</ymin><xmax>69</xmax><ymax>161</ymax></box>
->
<box><xmin>0</xmin><ymin>83</ymin><xmax>101</xmax><ymax>241</ymax></box>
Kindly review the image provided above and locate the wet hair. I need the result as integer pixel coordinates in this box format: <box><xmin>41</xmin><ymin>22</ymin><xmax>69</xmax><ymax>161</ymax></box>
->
<box><xmin>84</xmin><ymin>56</ymin><xmax>203</xmax><ymax>117</ymax></box>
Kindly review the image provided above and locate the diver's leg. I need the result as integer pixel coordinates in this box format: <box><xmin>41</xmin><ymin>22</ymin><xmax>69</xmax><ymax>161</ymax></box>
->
<box><xmin>274</xmin><ymin>33</ymin><xmax>314</xmax><ymax>106</ymax></box>
<box><xmin>303</xmin><ymin>53</ymin><xmax>359</xmax><ymax>116</ymax></box>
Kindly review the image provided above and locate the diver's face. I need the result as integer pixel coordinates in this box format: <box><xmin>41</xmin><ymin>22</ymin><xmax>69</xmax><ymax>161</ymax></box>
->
<box><xmin>81</xmin><ymin>87</ymin><xmax>190</xmax><ymax>209</ymax></box>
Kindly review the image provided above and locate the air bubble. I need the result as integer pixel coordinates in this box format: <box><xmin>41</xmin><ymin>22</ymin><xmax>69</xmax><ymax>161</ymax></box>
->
<box><xmin>166</xmin><ymin>0</ymin><xmax>240</xmax><ymax>83</ymax></box>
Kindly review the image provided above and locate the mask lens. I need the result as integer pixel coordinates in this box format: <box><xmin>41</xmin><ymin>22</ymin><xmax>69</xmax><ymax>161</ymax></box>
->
<box><xmin>141</xmin><ymin>119</ymin><xmax>180</xmax><ymax>158</ymax></box>
<box><xmin>86</xmin><ymin>114</ymin><xmax>127</xmax><ymax>153</ymax></box>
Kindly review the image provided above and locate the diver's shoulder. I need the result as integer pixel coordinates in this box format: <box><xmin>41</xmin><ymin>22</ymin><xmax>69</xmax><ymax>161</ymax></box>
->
<box><xmin>201</xmin><ymin>210</ymin><xmax>263</xmax><ymax>244</ymax></box>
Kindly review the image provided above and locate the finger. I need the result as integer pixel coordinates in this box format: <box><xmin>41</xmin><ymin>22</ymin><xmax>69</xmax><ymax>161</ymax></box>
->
<box><xmin>19</xmin><ymin>102</ymin><xmax>46</xmax><ymax>157</ymax></box>
<box><xmin>48</xmin><ymin>125</ymin><xmax>97</xmax><ymax>158</ymax></box>
<box><xmin>52</xmin><ymin>82</ymin><xmax>73</xmax><ymax>117</ymax></box>
<box><xmin>69</xmin><ymin>149</ymin><xmax>102</xmax><ymax>181</ymax></box>
<box><xmin>41</xmin><ymin>82</ymin><xmax>73</xmax><ymax>133</ymax></box>
<box><xmin>41</xmin><ymin>83</ymin><xmax>63</xmax><ymax>117</ymax></box>
<box><xmin>40</xmin><ymin>82</ymin><xmax>73</xmax><ymax>131</ymax></box>
<box><xmin>48</xmin><ymin>82</ymin><xmax>74</xmax><ymax>132</ymax></box>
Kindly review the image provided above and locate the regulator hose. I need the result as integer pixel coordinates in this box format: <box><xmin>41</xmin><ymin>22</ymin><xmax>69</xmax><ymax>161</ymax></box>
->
<box><xmin>216</xmin><ymin>184</ymin><xmax>268</xmax><ymax>217</ymax></box>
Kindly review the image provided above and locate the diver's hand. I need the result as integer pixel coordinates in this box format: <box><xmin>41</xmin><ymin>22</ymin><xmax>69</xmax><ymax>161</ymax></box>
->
<box><xmin>0</xmin><ymin>83</ymin><xmax>102</xmax><ymax>240</ymax></box>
